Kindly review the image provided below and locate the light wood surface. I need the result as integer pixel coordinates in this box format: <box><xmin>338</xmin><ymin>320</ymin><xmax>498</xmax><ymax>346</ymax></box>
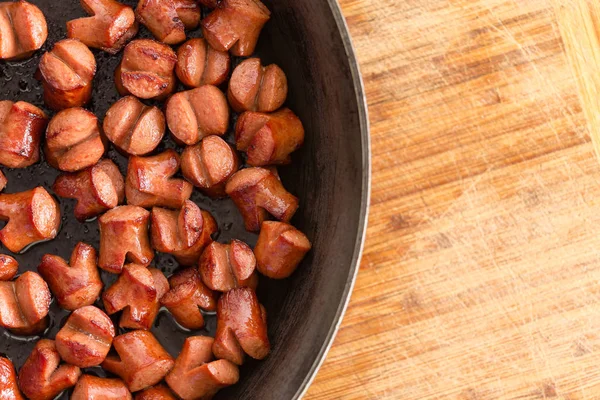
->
<box><xmin>305</xmin><ymin>0</ymin><xmax>600</xmax><ymax>398</ymax></box>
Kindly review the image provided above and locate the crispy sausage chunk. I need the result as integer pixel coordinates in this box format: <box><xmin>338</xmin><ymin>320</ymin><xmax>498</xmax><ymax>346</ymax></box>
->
<box><xmin>201</xmin><ymin>0</ymin><xmax>270</xmax><ymax>57</ymax></box>
<box><xmin>67</xmin><ymin>0</ymin><xmax>138</xmax><ymax>54</ymax></box>
<box><xmin>135</xmin><ymin>385</ymin><xmax>177</xmax><ymax>400</ymax></box>
<box><xmin>0</xmin><ymin>187</ymin><xmax>60</xmax><ymax>253</ymax></box>
<box><xmin>126</xmin><ymin>150</ymin><xmax>193</xmax><ymax>209</ymax></box>
<box><xmin>103</xmin><ymin>264</ymin><xmax>168</xmax><ymax>330</ymax></box>
<box><xmin>199</xmin><ymin>240</ymin><xmax>258</xmax><ymax>292</ymax></box>
<box><xmin>0</xmin><ymin>1</ymin><xmax>47</xmax><ymax>60</ymax></box>
<box><xmin>18</xmin><ymin>339</ymin><xmax>81</xmax><ymax>400</ymax></box>
<box><xmin>213</xmin><ymin>287</ymin><xmax>269</xmax><ymax>365</ymax></box>
<box><xmin>0</xmin><ymin>255</ymin><xmax>18</xmax><ymax>281</ymax></box>
<box><xmin>151</xmin><ymin>200</ymin><xmax>217</xmax><ymax>265</ymax></box>
<box><xmin>181</xmin><ymin>136</ymin><xmax>239</xmax><ymax>198</ymax></box>
<box><xmin>98</xmin><ymin>205</ymin><xmax>154</xmax><ymax>273</ymax></box>
<box><xmin>102</xmin><ymin>330</ymin><xmax>174</xmax><ymax>392</ymax></box>
<box><xmin>38</xmin><ymin>242</ymin><xmax>102</xmax><ymax>311</ymax></box>
<box><xmin>254</xmin><ymin>221</ymin><xmax>311</xmax><ymax>279</ymax></box>
<box><xmin>166</xmin><ymin>86</ymin><xmax>229</xmax><ymax>146</ymax></box>
<box><xmin>176</xmin><ymin>38</ymin><xmax>230</xmax><ymax>88</ymax></box>
<box><xmin>166</xmin><ymin>336</ymin><xmax>239</xmax><ymax>400</ymax></box>
<box><xmin>160</xmin><ymin>268</ymin><xmax>216</xmax><ymax>330</ymax></box>
<box><xmin>136</xmin><ymin>0</ymin><xmax>199</xmax><ymax>44</ymax></box>
<box><xmin>0</xmin><ymin>272</ymin><xmax>50</xmax><ymax>335</ymax></box>
<box><xmin>55</xmin><ymin>306</ymin><xmax>115</xmax><ymax>368</ymax></box>
<box><xmin>45</xmin><ymin>108</ymin><xmax>105</xmax><ymax>172</ymax></box>
<box><xmin>103</xmin><ymin>96</ymin><xmax>165</xmax><ymax>156</ymax></box>
<box><xmin>225</xmin><ymin>167</ymin><xmax>298</xmax><ymax>232</ymax></box>
<box><xmin>116</xmin><ymin>39</ymin><xmax>177</xmax><ymax>100</ymax></box>
<box><xmin>72</xmin><ymin>375</ymin><xmax>132</xmax><ymax>400</ymax></box>
<box><xmin>0</xmin><ymin>100</ymin><xmax>48</xmax><ymax>168</ymax></box>
<box><xmin>0</xmin><ymin>357</ymin><xmax>24</xmax><ymax>400</ymax></box>
<box><xmin>53</xmin><ymin>159</ymin><xmax>124</xmax><ymax>221</ymax></box>
<box><xmin>38</xmin><ymin>39</ymin><xmax>96</xmax><ymax>111</ymax></box>
<box><xmin>235</xmin><ymin>108</ymin><xmax>304</xmax><ymax>166</ymax></box>
<box><xmin>228</xmin><ymin>58</ymin><xmax>287</xmax><ymax>113</ymax></box>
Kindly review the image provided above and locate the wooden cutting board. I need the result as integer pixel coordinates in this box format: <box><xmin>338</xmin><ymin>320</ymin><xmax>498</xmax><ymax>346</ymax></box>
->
<box><xmin>305</xmin><ymin>0</ymin><xmax>600</xmax><ymax>398</ymax></box>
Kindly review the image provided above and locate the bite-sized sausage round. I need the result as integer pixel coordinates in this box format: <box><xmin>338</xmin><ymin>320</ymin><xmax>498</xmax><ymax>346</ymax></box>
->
<box><xmin>104</xmin><ymin>96</ymin><xmax>165</xmax><ymax>156</ymax></box>
<box><xmin>176</xmin><ymin>38</ymin><xmax>230</xmax><ymax>88</ymax></box>
<box><xmin>135</xmin><ymin>384</ymin><xmax>177</xmax><ymax>400</ymax></box>
<box><xmin>0</xmin><ymin>357</ymin><xmax>23</xmax><ymax>400</ymax></box>
<box><xmin>199</xmin><ymin>240</ymin><xmax>258</xmax><ymax>292</ymax></box>
<box><xmin>101</xmin><ymin>330</ymin><xmax>174</xmax><ymax>393</ymax></box>
<box><xmin>201</xmin><ymin>0</ymin><xmax>270</xmax><ymax>57</ymax></box>
<box><xmin>38</xmin><ymin>242</ymin><xmax>103</xmax><ymax>311</ymax></box>
<box><xmin>116</xmin><ymin>39</ymin><xmax>177</xmax><ymax>100</ymax></box>
<box><xmin>45</xmin><ymin>108</ymin><xmax>106</xmax><ymax>172</ymax></box>
<box><xmin>226</xmin><ymin>167</ymin><xmax>299</xmax><ymax>232</ymax></box>
<box><xmin>0</xmin><ymin>0</ymin><xmax>47</xmax><ymax>60</ymax></box>
<box><xmin>72</xmin><ymin>375</ymin><xmax>132</xmax><ymax>400</ymax></box>
<box><xmin>235</xmin><ymin>108</ymin><xmax>304</xmax><ymax>166</ymax></box>
<box><xmin>67</xmin><ymin>0</ymin><xmax>138</xmax><ymax>54</ymax></box>
<box><xmin>18</xmin><ymin>339</ymin><xmax>81</xmax><ymax>400</ymax></box>
<box><xmin>0</xmin><ymin>272</ymin><xmax>50</xmax><ymax>335</ymax></box>
<box><xmin>136</xmin><ymin>0</ymin><xmax>199</xmax><ymax>45</ymax></box>
<box><xmin>181</xmin><ymin>135</ymin><xmax>239</xmax><ymax>198</ymax></box>
<box><xmin>0</xmin><ymin>255</ymin><xmax>18</xmax><ymax>281</ymax></box>
<box><xmin>166</xmin><ymin>85</ymin><xmax>229</xmax><ymax>146</ymax></box>
<box><xmin>254</xmin><ymin>221</ymin><xmax>311</xmax><ymax>279</ymax></box>
<box><xmin>37</xmin><ymin>39</ymin><xmax>96</xmax><ymax>111</ymax></box>
<box><xmin>228</xmin><ymin>58</ymin><xmax>287</xmax><ymax>113</ymax></box>
<box><xmin>0</xmin><ymin>187</ymin><xmax>61</xmax><ymax>253</ymax></box>
<box><xmin>0</xmin><ymin>100</ymin><xmax>48</xmax><ymax>168</ymax></box>
<box><xmin>55</xmin><ymin>306</ymin><xmax>115</xmax><ymax>368</ymax></box>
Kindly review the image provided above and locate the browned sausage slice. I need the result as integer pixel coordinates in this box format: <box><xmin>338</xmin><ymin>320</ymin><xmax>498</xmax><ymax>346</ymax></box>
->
<box><xmin>136</xmin><ymin>0</ymin><xmax>185</xmax><ymax>44</ymax></box>
<box><xmin>67</xmin><ymin>0</ymin><xmax>138</xmax><ymax>54</ymax></box>
<box><xmin>0</xmin><ymin>1</ymin><xmax>47</xmax><ymax>60</ymax></box>
<box><xmin>254</xmin><ymin>221</ymin><xmax>311</xmax><ymax>279</ymax></box>
<box><xmin>199</xmin><ymin>240</ymin><xmax>258</xmax><ymax>292</ymax></box>
<box><xmin>0</xmin><ymin>100</ymin><xmax>48</xmax><ymax>168</ymax></box>
<box><xmin>135</xmin><ymin>384</ymin><xmax>177</xmax><ymax>400</ymax></box>
<box><xmin>72</xmin><ymin>375</ymin><xmax>132</xmax><ymax>400</ymax></box>
<box><xmin>228</xmin><ymin>58</ymin><xmax>287</xmax><ymax>113</ymax></box>
<box><xmin>176</xmin><ymin>38</ymin><xmax>230</xmax><ymax>87</ymax></box>
<box><xmin>0</xmin><ymin>254</ymin><xmax>18</xmax><ymax>281</ymax></box>
<box><xmin>0</xmin><ymin>357</ymin><xmax>24</xmax><ymax>400</ymax></box>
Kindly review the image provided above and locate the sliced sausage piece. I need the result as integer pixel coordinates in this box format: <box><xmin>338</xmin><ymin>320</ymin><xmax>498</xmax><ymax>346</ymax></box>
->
<box><xmin>166</xmin><ymin>86</ymin><xmax>229</xmax><ymax>146</ymax></box>
<box><xmin>0</xmin><ymin>100</ymin><xmax>48</xmax><ymax>168</ymax></box>
<box><xmin>201</xmin><ymin>0</ymin><xmax>270</xmax><ymax>57</ymax></box>
<box><xmin>98</xmin><ymin>205</ymin><xmax>154</xmax><ymax>273</ymax></box>
<box><xmin>18</xmin><ymin>339</ymin><xmax>81</xmax><ymax>400</ymax></box>
<box><xmin>116</xmin><ymin>39</ymin><xmax>177</xmax><ymax>100</ymax></box>
<box><xmin>160</xmin><ymin>268</ymin><xmax>216</xmax><ymax>330</ymax></box>
<box><xmin>135</xmin><ymin>384</ymin><xmax>177</xmax><ymax>400</ymax></box>
<box><xmin>101</xmin><ymin>330</ymin><xmax>174</xmax><ymax>393</ymax></box>
<box><xmin>151</xmin><ymin>200</ymin><xmax>217</xmax><ymax>266</ymax></box>
<box><xmin>0</xmin><ymin>254</ymin><xmax>18</xmax><ymax>281</ymax></box>
<box><xmin>103</xmin><ymin>264</ymin><xmax>168</xmax><ymax>330</ymax></box>
<box><xmin>0</xmin><ymin>272</ymin><xmax>50</xmax><ymax>335</ymax></box>
<box><xmin>53</xmin><ymin>159</ymin><xmax>124</xmax><ymax>221</ymax></box>
<box><xmin>225</xmin><ymin>167</ymin><xmax>298</xmax><ymax>232</ymax></box>
<box><xmin>236</xmin><ymin>108</ymin><xmax>304</xmax><ymax>166</ymax></box>
<box><xmin>0</xmin><ymin>1</ymin><xmax>47</xmax><ymax>60</ymax></box>
<box><xmin>67</xmin><ymin>0</ymin><xmax>138</xmax><ymax>54</ymax></box>
<box><xmin>0</xmin><ymin>357</ymin><xmax>24</xmax><ymax>400</ymax></box>
<box><xmin>103</xmin><ymin>96</ymin><xmax>165</xmax><ymax>156</ymax></box>
<box><xmin>228</xmin><ymin>58</ymin><xmax>287</xmax><ymax>113</ymax></box>
<box><xmin>181</xmin><ymin>136</ymin><xmax>239</xmax><ymax>198</ymax></box>
<box><xmin>254</xmin><ymin>221</ymin><xmax>311</xmax><ymax>279</ymax></box>
<box><xmin>0</xmin><ymin>170</ymin><xmax>6</xmax><ymax>191</ymax></box>
<box><xmin>126</xmin><ymin>150</ymin><xmax>193</xmax><ymax>209</ymax></box>
<box><xmin>173</xmin><ymin>0</ymin><xmax>200</xmax><ymax>28</ymax></box>
<box><xmin>55</xmin><ymin>306</ymin><xmax>115</xmax><ymax>368</ymax></box>
<box><xmin>176</xmin><ymin>38</ymin><xmax>230</xmax><ymax>87</ymax></box>
<box><xmin>199</xmin><ymin>240</ymin><xmax>258</xmax><ymax>292</ymax></box>
<box><xmin>72</xmin><ymin>375</ymin><xmax>132</xmax><ymax>400</ymax></box>
<box><xmin>166</xmin><ymin>336</ymin><xmax>239</xmax><ymax>400</ymax></box>
<box><xmin>213</xmin><ymin>287</ymin><xmax>269</xmax><ymax>365</ymax></box>
<box><xmin>136</xmin><ymin>0</ymin><xmax>184</xmax><ymax>44</ymax></box>
<box><xmin>37</xmin><ymin>39</ymin><xmax>96</xmax><ymax>111</ymax></box>
<box><xmin>45</xmin><ymin>108</ymin><xmax>105</xmax><ymax>172</ymax></box>
<box><xmin>0</xmin><ymin>187</ymin><xmax>60</xmax><ymax>253</ymax></box>
<box><xmin>38</xmin><ymin>242</ymin><xmax>103</xmax><ymax>311</ymax></box>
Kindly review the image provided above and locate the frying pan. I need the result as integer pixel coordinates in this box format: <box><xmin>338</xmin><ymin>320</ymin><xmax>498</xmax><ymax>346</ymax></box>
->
<box><xmin>0</xmin><ymin>0</ymin><xmax>370</xmax><ymax>398</ymax></box>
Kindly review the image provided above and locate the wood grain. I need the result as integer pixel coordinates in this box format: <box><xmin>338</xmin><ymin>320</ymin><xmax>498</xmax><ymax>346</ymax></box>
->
<box><xmin>305</xmin><ymin>0</ymin><xmax>600</xmax><ymax>398</ymax></box>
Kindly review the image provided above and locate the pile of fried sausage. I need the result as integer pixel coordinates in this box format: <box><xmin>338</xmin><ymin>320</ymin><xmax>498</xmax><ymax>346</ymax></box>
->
<box><xmin>0</xmin><ymin>0</ymin><xmax>312</xmax><ymax>398</ymax></box>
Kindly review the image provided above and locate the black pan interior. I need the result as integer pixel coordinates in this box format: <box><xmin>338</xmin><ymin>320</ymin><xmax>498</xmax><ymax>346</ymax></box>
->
<box><xmin>0</xmin><ymin>1</ymin><xmax>368</xmax><ymax>399</ymax></box>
